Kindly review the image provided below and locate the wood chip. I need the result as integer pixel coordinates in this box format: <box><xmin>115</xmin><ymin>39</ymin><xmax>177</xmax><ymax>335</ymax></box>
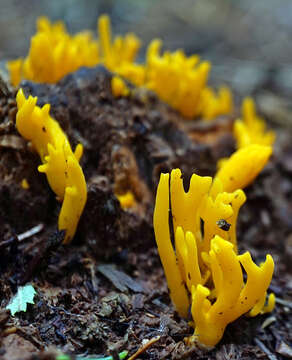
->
<box><xmin>276</xmin><ymin>341</ymin><xmax>292</xmax><ymax>358</ymax></box>
<box><xmin>98</xmin><ymin>264</ymin><xmax>146</xmax><ymax>293</ymax></box>
<box><xmin>132</xmin><ymin>294</ymin><xmax>145</xmax><ymax>310</ymax></box>
<box><xmin>0</xmin><ymin>135</ymin><xmax>26</xmax><ymax>150</ymax></box>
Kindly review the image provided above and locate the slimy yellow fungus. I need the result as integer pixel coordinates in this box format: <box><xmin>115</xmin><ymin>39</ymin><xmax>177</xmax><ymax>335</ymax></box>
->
<box><xmin>7</xmin><ymin>59</ymin><xmax>22</xmax><ymax>88</ymax></box>
<box><xmin>98</xmin><ymin>20</ymin><xmax>230</xmax><ymax>118</ymax></box>
<box><xmin>189</xmin><ymin>237</ymin><xmax>274</xmax><ymax>347</ymax></box>
<box><xmin>146</xmin><ymin>41</ymin><xmax>211</xmax><ymax>118</ymax></box>
<box><xmin>200</xmin><ymin>86</ymin><xmax>233</xmax><ymax>120</ymax></box>
<box><xmin>111</xmin><ymin>76</ymin><xmax>130</xmax><ymax>97</ymax></box>
<box><xmin>116</xmin><ymin>191</ymin><xmax>135</xmax><ymax>209</ymax></box>
<box><xmin>153</xmin><ymin>169</ymin><xmax>275</xmax><ymax>347</ymax></box>
<box><xmin>8</xmin><ymin>17</ymin><xmax>99</xmax><ymax>85</ymax></box>
<box><xmin>215</xmin><ymin>144</ymin><xmax>272</xmax><ymax>193</ymax></box>
<box><xmin>144</xmin><ymin>41</ymin><xmax>233</xmax><ymax>119</ymax></box>
<box><xmin>98</xmin><ymin>15</ymin><xmax>141</xmax><ymax>72</ymax></box>
<box><xmin>57</xmin><ymin>155</ymin><xmax>87</xmax><ymax>243</ymax></box>
<box><xmin>8</xmin><ymin>15</ymin><xmax>232</xmax><ymax>121</ymax></box>
<box><xmin>16</xmin><ymin>88</ymin><xmax>87</xmax><ymax>244</ymax></box>
<box><xmin>21</xmin><ymin>178</ymin><xmax>29</xmax><ymax>190</ymax></box>
<box><xmin>234</xmin><ymin>97</ymin><xmax>275</xmax><ymax>149</ymax></box>
<box><xmin>248</xmin><ymin>291</ymin><xmax>276</xmax><ymax>317</ymax></box>
<box><xmin>153</xmin><ymin>173</ymin><xmax>189</xmax><ymax>318</ymax></box>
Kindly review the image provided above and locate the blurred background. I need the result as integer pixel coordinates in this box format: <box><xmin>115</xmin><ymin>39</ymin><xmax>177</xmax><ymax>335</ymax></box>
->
<box><xmin>1</xmin><ymin>0</ymin><xmax>292</xmax><ymax>105</ymax></box>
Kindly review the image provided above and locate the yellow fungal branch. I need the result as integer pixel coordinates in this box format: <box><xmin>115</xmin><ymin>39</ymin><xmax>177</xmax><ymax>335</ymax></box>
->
<box><xmin>215</xmin><ymin>144</ymin><xmax>272</xmax><ymax>193</ymax></box>
<box><xmin>21</xmin><ymin>178</ymin><xmax>30</xmax><ymax>190</ymax></box>
<box><xmin>200</xmin><ymin>86</ymin><xmax>233</xmax><ymax>120</ymax></box>
<box><xmin>189</xmin><ymin>237</ymin><xmax>274</xmax><ymax>347</ymax></box>
<box><xmin>98</xmin><ymin>15</ymin><xmax>142</xmax><ymax>78</ymax></box>
<box><xmin>153</xmin><ymin>169</ymin><xmax>275</xmax><ymax>347</ymax></box>
<box><xmin>7</xmin><ymin>59</ymin><xmax>23</xmax><ymax>88</ymax></box>
<box><xmin>8</xmin><ymin>15</ymin><xmax>232</xmax><ymax>121</ymax></box>
<box><xmin>111</xmin><ymin>76</ymin><xmax>130</xmax><ymax>98</ymax></box>
<box><xmin>216</xmin><ymin>98</ymin><xmax>274</xmax><ymax>192</ymax></box>
<box><xmin>116</xmin><ymin>191</ymin><xmax>135</xmax><ymax>209</ymax></box>
<box><xmin>234</xmin><ymin>97</ymin><xmax>275</xmax><ymax>149</ymax></box>
<box><xmin>97</xmin><ymin>16</ymin><xmax>232</xmax><ymax>119</ymax></box>
<box><xmin>8</xmin><ymin>17</ymin><xmax>99</xmax><ymax>85</ymax></box>
<box><xmin>16</xmin><ymin>88</ymin><xmax>87</xmax><ymax>244</ymax></box>
<box><xmin>153</xmin><ymin>173</ymin><xmax>189</xmax><ymax>317</ymax></box>
<box><xmin>145</xmin><ymin>40</ymin><xmax>212</xmax><ymax>118</ymax></box>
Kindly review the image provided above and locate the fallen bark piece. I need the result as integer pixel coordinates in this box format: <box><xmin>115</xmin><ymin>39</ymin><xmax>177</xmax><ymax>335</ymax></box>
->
<box><xmin>276</xmin><ymin>341</ymin><xmax>292</xmax><ymax>358</ymax></box>
<box><xmin>98</xmin><ymin>264</ymin><xmax>146</xmax><ymax>293</ymax></box>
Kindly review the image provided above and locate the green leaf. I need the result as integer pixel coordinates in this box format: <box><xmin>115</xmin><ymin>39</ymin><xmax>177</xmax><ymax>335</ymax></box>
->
<box><xmin>6</xmin><ymin>284</ymin><xmax>37</xmax><ymax>316</ymax></box>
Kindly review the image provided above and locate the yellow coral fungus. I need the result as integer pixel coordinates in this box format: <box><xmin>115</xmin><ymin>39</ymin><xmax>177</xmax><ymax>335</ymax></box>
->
<box><xmin>8</xmin><ymin>15</ymin><xmax>232</xmax><ymax>121</ymax></box>
<box><xmin>111</xmin><ymin>76</ymin><xmax>130</xmax><ymax>98</ymax></box>
<box><xmin>200</xmin><ymin>86</ymin><xmax>233</xmax><ymax>120</ymax></box>
<box><xmin>7</xmin><ymin>59</ymin><xmax>23</xmax><ymax>88</ymax></box>
<box><xmin>189</xmin><ymin>237</ymin><xmax>274</xmax><ymax>347</ymax></box>
<box><xmin>215</xmin><ymin>144</ymin><xmax>272</xmax><ymax>193</ymax></box>
<box><xmin>153</xmin><ymin>169</ymin><xmax>275</xmax><ymax>347</ymax></box>
<box><xmin>116</xmin><ymin>191</ymin><xmax>135</xmax><ymax>209</ymax></box>
<box><xmin>234</xmin><ymin>97</ymin><xmax>275</xmax><ymax>149</ymax></box>
<box><xmin>21</xmin><ymin>178</ymin><xmax>29</xmax><ymax>190</ymax></box>
<box><xmin>16</xmin><ymin>88</ymin><xmax>87</xmax><ymax>243</ymax></box>
<box><xmin>153</xmin><ymin>172</ymin><xmax>189</xmax><ymax>318</ymax></box>
<box><xmin>98</xmin><ymin>15</ymin><xmax>141</xmax><ymax>74</ymax></box>
<box><xmin>145</xmin><ymin>41</ymin><xmax>210</xmax><ymax>118</ymax></box>
<box><xmin>144</xmin><ymin>40</ymin><xmax>233</xmax><ymax>119</ymax></box>
<box><xmin>8</xmin><ymin>17</ymin><xmax>99</xmax><ymax>85</ymax></box>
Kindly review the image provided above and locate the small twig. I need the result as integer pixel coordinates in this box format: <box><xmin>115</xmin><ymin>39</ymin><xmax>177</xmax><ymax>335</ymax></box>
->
<box><xmin>275</xmin><ymin>297</ymin><xmax>292</xmax><ymax>309</ymax></box>
<box><xmin>0</xmin><ymin>235</ymin><xmax>18</xmax><ymax>250</ymax></box>
<box><xmin>0</xmin><ymin>224</ymin><xmax>44</xmax><ymax>250</ymax></box>
<box><xmin>261</xmin><ymin>316</ymin><xmax>276</xmax><ymax>329</ymax></box>
<box><xmin>254</xmin><ymin>338</ymin><xmax>278</xmax><ymax>360</ymax></box>
<box><xmin>127</xmin><ymin>336</ymin><xmax>160</xmax><ymax>360</ymax></box>
<box><xmin>18</xmin><ymin>224</ymin><xmax>44</xmax><ymax>241</ymax></box>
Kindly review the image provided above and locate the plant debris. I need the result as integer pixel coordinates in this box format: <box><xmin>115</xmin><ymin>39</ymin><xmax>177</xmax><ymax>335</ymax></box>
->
<box><xmin>6</xmin><ymin>284</ymin><xmax>37</xmax><ymax>316</ymax></box>
<box><xmin>97</xmin><ymin>265</ymin><xmax>146</xmax><ymax>293</ymax></box>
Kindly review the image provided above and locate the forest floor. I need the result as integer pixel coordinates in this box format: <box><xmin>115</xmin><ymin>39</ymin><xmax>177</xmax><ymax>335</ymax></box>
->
<box><xmin>0</xmin><ymin>66</ymin><xmax>291</xmax><ymax>360</ymax></box>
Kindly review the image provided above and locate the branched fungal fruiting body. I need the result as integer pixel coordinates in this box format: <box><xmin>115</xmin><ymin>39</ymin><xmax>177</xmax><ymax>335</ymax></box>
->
<box><xmin>8</xmin><ymin>17</ymin><xmax>99</xmax><ymax>85</ymax></box>
<box><xmin>215</xmin><ymin>144</ymin><xmax>272</xmax><ymax>193</ymax></box>
<box><xmin>8</xmin><ymin>15</ymin><xmax>232</xmax><ymax>121</ymax></box>
<box><xmin>16</xmin><ymin>89</ymin><xmax>87</xmax><ymax>243</ymax></box>
<box><xmin>234</xmin><ymin>97</ymin><xmax>275</xmax><ymax>149</ymax></box>
<box><xmin>190</xmin><ymin>237</ymin><xmax>274</xmax><ymax>347</ymax></box>
<box><xmin>153</xmin><ymin>169</ymin><xmax>275</xmax><ymax>347</ymax></box>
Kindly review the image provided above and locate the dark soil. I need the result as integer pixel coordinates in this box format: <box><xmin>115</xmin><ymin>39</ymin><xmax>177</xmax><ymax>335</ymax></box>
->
<box><xmin>0</xmin><ymin>67</ymin><xmax>291</xmax><ymax>360</ymax></box>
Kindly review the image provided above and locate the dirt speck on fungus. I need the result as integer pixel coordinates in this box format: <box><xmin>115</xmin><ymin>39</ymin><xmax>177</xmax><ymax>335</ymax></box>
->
<box><xmin>0</xmin><ymin>67</ymin><xmax>291</xmax><ymax>360</ymax></box>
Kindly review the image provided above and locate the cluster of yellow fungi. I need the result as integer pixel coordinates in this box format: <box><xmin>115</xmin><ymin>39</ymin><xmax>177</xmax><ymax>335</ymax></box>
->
<box><xmin>16</xmin><ymin>89</ymin><xmax>87</xmax><ymax>244</ymax></box>
<box><xmin>218</xmin><ymin>97</ymin><xmax>275</xmax><ymax>176</ymax></box>
<box><xmin>216</xmin><ymin>144</ymin><xmax>272</xmax><ymax>193</ymax></box>
<box><xmin>8</xmin><ymin>17</ymin><xmax>99</xmax><ymax>86</ymax></box>
<box><xmin>234</xmin><ymin>97</ymin><xmax>275</xmax><ymax>149</ymax></box>
<box><xmin>153</xmin><ymin>146</ymin><xmax>275</xmax><ymax>347</ymax></box>
<box><xmin>8</xmin><ymin>15</ymin><xmax>232</xmax><ymax>120</ymax></box>
<box><xmin>9</xmin><ymin>14</ymin><xmax>277</xmax><ymax>347</ymax></box>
